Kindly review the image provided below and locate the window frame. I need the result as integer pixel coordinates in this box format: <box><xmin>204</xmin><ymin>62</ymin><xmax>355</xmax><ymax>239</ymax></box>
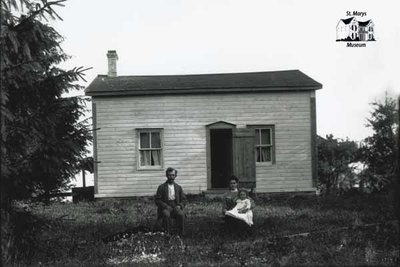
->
<box><xmin>136</xmin><ymin>128</ymin><xmax>164</xmax><ymax>170</ymax></box>
<box><xmin>247</xmin><ymin>125</ymin><xmax>276</xmax><ymax>165</ymax></box>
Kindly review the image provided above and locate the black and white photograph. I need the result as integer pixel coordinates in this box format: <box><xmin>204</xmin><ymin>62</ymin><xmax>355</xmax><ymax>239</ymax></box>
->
<box><xmin>1</xmin><ymin>0</ymin><xmax>399</xmax><ymax>266</ymax></box>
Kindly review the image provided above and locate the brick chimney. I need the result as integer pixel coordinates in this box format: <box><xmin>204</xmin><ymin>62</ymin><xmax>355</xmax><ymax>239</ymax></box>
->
<box><xmin>107</xmin><ymin>50</ymin><xmax>118</xmax><ymax>77</ymax></box>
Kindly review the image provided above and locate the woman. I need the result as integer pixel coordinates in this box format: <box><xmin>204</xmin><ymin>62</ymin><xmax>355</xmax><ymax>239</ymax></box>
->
<box><xmin>221</xmin><ymin>176</ymin><xmax>255</xmax><ymax>232</ymax></box>
<box><xmin>225</xmin><ymin>189</ymin><xmax>254</xmax><ymax>226</ymax></box>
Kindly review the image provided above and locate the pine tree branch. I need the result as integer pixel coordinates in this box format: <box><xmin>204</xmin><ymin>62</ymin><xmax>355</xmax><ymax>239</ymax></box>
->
<box><xmin>15</xmin><ymin>0</ymin><xmax>66</xmax><ymax>26</ymax></box>
<box><xmin>1</xmin><ymin>59</ymin><xmax>46</xmax><ymax>73</ymax></box>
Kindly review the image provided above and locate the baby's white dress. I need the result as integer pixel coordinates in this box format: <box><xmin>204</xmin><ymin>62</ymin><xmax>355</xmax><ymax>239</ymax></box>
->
<box><xmin>225</xmin><ymin>198</ymin><xmax>254</xmax><ymax>226</ymax></box>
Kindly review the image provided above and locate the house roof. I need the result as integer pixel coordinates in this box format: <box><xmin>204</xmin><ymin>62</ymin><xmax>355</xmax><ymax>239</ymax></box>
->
<box><xmin>85</xmin><ymin>70</ymin><xmax>322</xmax><ymax>96</ymax></box>
<box><xmin>341</xmin><ymin>17</ymin><xmax>355</xmax><ymax>24</ymax></box>
<box><xmin>358</xmin><ymin>20</ymin><xmax>372</xmax><ymax>26</ymax></box>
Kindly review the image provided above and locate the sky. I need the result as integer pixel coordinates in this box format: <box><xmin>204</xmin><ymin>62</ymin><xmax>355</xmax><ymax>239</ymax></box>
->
<box><xmin>49</xmin><ymin>0</ymin><xmax>400</xmax><ymax>187</ymax></box>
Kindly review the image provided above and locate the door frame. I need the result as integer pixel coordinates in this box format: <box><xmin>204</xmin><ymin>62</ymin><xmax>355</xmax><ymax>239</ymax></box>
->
<box><xmin>205</xmin><ymin>121</ymin><xmax>236</xmax><ymax>190</ymax></box>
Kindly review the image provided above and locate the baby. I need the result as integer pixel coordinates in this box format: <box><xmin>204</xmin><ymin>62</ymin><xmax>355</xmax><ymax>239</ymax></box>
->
<box><xmin>236</xmin><ymin>189</ymin><xmax>252</xmax><ymax>213</ymax></box>
<box><xmin>225</xmin><ymin>189</ymin><xmax>254</xmax><ymax>226</ymax></box>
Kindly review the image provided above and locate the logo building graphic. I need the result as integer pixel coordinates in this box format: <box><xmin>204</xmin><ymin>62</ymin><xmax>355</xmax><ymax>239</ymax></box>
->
<box><xmin>336</xmin><ymin>17</ymin><xmax>375</xmax><ymax>41</ymax></box>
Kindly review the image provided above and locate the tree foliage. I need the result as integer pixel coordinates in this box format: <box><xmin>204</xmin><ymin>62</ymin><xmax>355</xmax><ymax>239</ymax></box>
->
<box><xmin>317</xmin><ymin>134</ymin><xmax>359</xmax><ymax>195</ymax></box>
<box><xmin>358</xmin><ymin>94</ymin><xmax>399</xmax><ymax>192</ymax></box>
<box><xmin>1</xmin><ymin>0</ymin><xmax>92</xmax><ymax>206</ymax></box>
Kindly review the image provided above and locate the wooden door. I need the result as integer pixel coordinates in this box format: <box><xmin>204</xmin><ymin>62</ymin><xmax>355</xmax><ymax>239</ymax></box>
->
<box><xmin>233</xmin><ymin>128</ymin><xmax>256</xmax><ymax>189</ymax></box>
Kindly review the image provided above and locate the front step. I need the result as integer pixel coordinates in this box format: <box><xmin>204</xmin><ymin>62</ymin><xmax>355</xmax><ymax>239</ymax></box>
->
<box><xmin>203</xmin><ymin>187</ymin><xmax>256</xmax><ymax>199</ymax></box>
<box><xmin>202</xmin><ymin>189</ymin><xmax>227</xmax><ymax>199</ymax></box>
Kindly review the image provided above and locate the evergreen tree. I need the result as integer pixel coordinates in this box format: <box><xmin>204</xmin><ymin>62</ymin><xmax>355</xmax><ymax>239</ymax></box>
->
<box><xmin>1</xmin><ymin>0</ymin><xmax>91</xmax><ymax>206</ymax></box>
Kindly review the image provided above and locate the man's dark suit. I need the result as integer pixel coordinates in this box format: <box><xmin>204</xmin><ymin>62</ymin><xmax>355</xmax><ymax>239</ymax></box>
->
<box><xmin>155</xmin><ymin>182</ymin><xmax>186</xmax><ymax>235</ymax></box>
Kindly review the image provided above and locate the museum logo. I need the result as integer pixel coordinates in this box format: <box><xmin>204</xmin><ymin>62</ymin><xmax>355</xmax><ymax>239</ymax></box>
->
<box><xmin>336</xmin><ymin>11</ymin><xmax>375</xmax><ymax>47</ymax></box>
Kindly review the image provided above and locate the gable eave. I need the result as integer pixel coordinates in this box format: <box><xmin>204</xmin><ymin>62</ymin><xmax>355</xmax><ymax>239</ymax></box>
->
<box><xmin>336</xmin><ymin>20</ymin><xmax>346</xmax><ymax>28</ymax></box>
<box><xmin>85</xmin><ymin>70</ymin><xmax>323</xmax><ymax>97</ymax></box>
<box><xmin>205</xmin><ymin>121</ymin><xmax>237</xmax><ymax>127</ymax></box>
<box><xmin>86</xmin><ymin>85</ymin><xmax>322</xmax><ymax>97</ymax></box>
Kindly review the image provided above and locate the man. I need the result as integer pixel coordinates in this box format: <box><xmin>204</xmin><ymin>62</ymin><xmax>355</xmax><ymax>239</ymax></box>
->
<box><xmin>155</xmin><ymin>167</ymin><xmax>186</xmax><ymax>235</ymax></box>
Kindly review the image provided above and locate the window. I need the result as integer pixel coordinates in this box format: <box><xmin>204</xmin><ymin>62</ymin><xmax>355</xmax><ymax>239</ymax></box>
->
<box><xmin>250</xmin><ymin>126</ymin><xmax>275</xmax><ymax>163</ymax></box>
<box><xmin>137</xmin><ymin>129</ymin><xmax>163</xmax><ymax>168</ymax></box>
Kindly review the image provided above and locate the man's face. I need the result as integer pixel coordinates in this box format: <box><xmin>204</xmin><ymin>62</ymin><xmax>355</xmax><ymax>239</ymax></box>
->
<box><xmin>166</xmin><ymin>171</ymin><xmax>176</xmax><ymax>184</ymax></box>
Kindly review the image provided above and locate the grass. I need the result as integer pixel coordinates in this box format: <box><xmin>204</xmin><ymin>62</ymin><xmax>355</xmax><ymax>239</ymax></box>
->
<box><xmin>6</xmin><ymin>193</ymin><xmax>399</xmax><ymax>266</ymax></box>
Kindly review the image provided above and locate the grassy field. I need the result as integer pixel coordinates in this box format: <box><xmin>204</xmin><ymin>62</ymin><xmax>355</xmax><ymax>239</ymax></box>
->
<box><xmin>7</xmin><ymin>193</ymin><xmax>399</xmax><ymax>266</ymax></box>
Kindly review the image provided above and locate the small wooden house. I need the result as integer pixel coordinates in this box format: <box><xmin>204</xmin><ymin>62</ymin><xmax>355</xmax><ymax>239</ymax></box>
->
<box><xmin>85</xmin><ymin>51</ymin><xmax>322</xmax><ymax>198</ymax></box>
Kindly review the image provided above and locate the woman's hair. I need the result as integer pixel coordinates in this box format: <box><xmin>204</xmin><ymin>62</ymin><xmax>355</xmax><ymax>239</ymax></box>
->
<box><xmin>229</xmin><ymin>175</ymin><xmax>239</xmax><ymax>183</ymax></box>
<box><xmin>238</xmin><ymin>189</ymin><xmax>248</xmax><ymax>197</ymax></box>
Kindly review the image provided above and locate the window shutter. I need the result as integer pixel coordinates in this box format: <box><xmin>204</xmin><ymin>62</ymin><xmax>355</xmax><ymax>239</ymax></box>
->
<box><xmin>233</xmin><ymin>128</ymin><xmax>256</xmax><ymax>189</ymax></box>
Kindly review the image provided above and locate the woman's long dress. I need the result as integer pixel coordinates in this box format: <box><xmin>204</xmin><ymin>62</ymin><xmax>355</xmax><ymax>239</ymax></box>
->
<box><xmin>225</xmin><ymin>199</ymin><xmax>254</xmax><ymax>226</ymax></box>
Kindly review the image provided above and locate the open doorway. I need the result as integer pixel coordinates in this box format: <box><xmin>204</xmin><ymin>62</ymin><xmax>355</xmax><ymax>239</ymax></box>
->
<box><xmin>210</xmin><ymin>129</ymin><xmax>233</xmax><ymax>188</ymax></box>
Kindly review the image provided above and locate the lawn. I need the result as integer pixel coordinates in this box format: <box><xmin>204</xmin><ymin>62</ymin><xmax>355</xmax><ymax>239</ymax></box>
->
<box><xmin>8</xmin><ymin>193</ymin><xmax>399</xmax><ymax>266</ymax></box>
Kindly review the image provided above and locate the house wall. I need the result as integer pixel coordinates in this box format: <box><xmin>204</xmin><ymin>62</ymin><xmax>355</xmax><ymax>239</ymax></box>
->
<box><xmin>336</xmin><ymin>21</ymin><xmax>348</xmax><ymax>40</ymax></box>
<box><xmin>93</xmin><ymin>91</ymin><xmax>315</xmax><ymax>197</ymax></box>
<box><xmin>350</xmin><ymin>21</ymin><xmax>359</xmax><ymax>40</ymax></box>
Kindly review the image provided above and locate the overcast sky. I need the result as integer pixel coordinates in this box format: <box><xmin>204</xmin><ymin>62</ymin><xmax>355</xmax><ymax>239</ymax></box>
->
<box><xmin>51</xmin><ymin>0</ymin><xmax>399</xmax><ymax>186</ymax></box>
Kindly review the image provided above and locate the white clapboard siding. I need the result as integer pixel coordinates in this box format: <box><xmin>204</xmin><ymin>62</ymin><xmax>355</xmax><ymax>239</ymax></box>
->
<box><xmin>94</xmin><ymin>91</ymin><xmax>314</xmax><ymax>197</ymax></box>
